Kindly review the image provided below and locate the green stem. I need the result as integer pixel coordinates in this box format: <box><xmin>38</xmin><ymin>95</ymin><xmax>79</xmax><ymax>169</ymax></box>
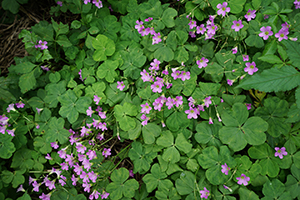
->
<box><xmin>109</xmin><ymin>144</ymin><xmax>131</xmax><ymax>173</ymax></box>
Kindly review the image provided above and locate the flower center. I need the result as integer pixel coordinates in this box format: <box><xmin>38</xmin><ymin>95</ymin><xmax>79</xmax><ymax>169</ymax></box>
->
<box><xmin>278</xmin><ymin>150</ymin><xmax>281</xmax><ymax>153</ymax></box>
<box><xmin>222</xmin><ymin>7</ymin><xmax>226</xmax><ymax>11</ymax></box>
<box><xmin>250</xmin><ymin>65</ymin><xmax>254</xmax><ymax>69</ymax></box>
<box><xmin>236</xmin><ymin>23</ymin><xmax>240</xmax><ymax>26</ymax></box>
<box><xmin>280</xmin><ymin>33</ymin><xmax>284</xmax><ymax>37</ymax></box>
<box><xmin>265</xmin><ymin>31</ymin><xmax>269</xmax><ymax>35</ymax></box>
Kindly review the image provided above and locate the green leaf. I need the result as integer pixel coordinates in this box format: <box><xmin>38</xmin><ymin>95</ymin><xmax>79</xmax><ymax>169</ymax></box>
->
<box><xmin>142</xmin><ymin>123</ymin><xmax>161</xmax><ymax>144</ymax></box>
<box><xmin>51</xmin><ymin>18</ymin><xmax>69</xmax><ymax>36</ymax></box>
<box><xmin>19</xmin><ymin>70</ymin><xmax>36</xmax><ymax>94</ymax></box>
<box><xmin>245</xmin><ymin>35</ymin><xmax>264</xmax><ymax>48</ymax></box>
<box><xmin>175</xmin><ymin>133</ymin><xmax>192</xmax><ymax>154</ymax></box>
<box><xmin>258</xmin><ymin>55</ymin><xmax>283</xmax><ymax>64</ymax></box>
<box><xmin>11</xmin><ymin>148</ymin><xmax>34</xmax><ymax>170</ymax></box>
<box><xmin>237</xmin><ymin>66</ymin><xmax>300</xmax><ymax>92</ymax></box>
<box><xmin>166</xmin><ymin>111</ymin><xmax>190</xmax><ymax>132</ymax></box>
<box><xmin>2</xmin><ymin>0</ymin><xmax>20</xmax><ymax>14</ymax></box>
<box><xmin>56</xmin><ymin>35</ymin><xmax>72</xmax><ymax>47</ymax></box>
<box><xmin>107</xmin><ymin>168</ymin><xmax>139</xmax><ymax>199</ymax></box>
<box><xmin>0</xmin><ymin>133</ymin><xmax>16</xmax><ymax>159</ymax></box>
<box><xmin>175</xmin><ymin>171</ymin><xmax>196</xmax><ymax>195</ymax></box>
<box><xmin>10</xmin><ymin>62</ymin><xmax>36</xmax><ymax>74</ymax></box>
<box><xmin>154</xmin><ymin>46</ymin><xmax>174</xmax><ymax>62</ymax></box>
<box><xmin>96</xmin><ymin>60</ymin><xmax>118</xmax><ymax>83</ymax></box>
<box><xmin>228</xmin><ymin>0</ymin><xmax>246</xmax><ymax>14</ymax></box>
<box><xmin>262</xmin><ymin>179</ymin><xmax>285</xmax><ymax>198</ymax></box>
<box><xmin>92</xmin><ymin>34</ymin><xmax>115</xmax><ymax>61</ymax></box>
<box><xmin>45</xmin><ymin>117</ymin><xmax>70</xmax><ymax>144</ymax></box>
<box><xmin>238</xmin><ymin>187</ymin><xmax>260</xmax><ymax>200</ymax></box>
<box><xmin>31</xmin><ymin>21</ymin><xmax>54</xmax><ymax>41</ymax></box>
<box><xmin>282</xmin><ymin>40</ymin><xmax>300</xmax><ymax>69</ymax></box>
<box><xmin>162</xmin><ymin>8</ymin><xmax>177</xmax><ymax>28</ymax></box>
<box><xmin>254</xmin><ymin>97</ymin><xmax>290</xmax><ymax>137</ymax></box>
<box><xmin>195</xmin><ymin>122</ymin><xmax>222</xmax><ymax>145</ymax></box>
<box><xmin>142</xmin><ymin>163</ymin><xmax>168</xmax><ymax>193</ymax></box>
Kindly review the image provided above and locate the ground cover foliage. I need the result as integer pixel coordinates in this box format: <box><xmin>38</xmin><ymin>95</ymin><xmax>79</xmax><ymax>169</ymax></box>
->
<box><xmin>1</xmin><ymin>0</ymin><xmax>300</xmax><ymax>199</ymax></box>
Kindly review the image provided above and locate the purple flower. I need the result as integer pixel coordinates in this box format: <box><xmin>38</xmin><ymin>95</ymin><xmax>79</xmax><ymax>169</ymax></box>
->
<box><xmin>0</xmin><ymin>115</ymin><xmax>9</xmax><ymax>126</ymax></box>
<box><xmin>17</xmin><ymin>184</ymin><xmax>25</xmax><ymax>192</ymax></box>
<box><xmin>166</xmin><ymin>97</ymin><xmax>175</xmax><ymax>110</ymax></box>
<box><xmin>209</xmin><ymin>117</ymin><xmax>213</xmax><ymax>124</ymax></box>
<box><xmin>232</xmin><ymin>47</ymin><xmax>237</xmax><ymax>54</ymax></box>
<box><xmin>275</xmin><ymin>29</ymin><xmax>289</xmax><ymax>42</ymax></box>
<box><xmin>151</xmin><ymin>81</ymin><xmax>164</xmax><ymax>93</ymax></box>
<box><xmin>84</xmin><ymin>0</ymin><xmax>91</xmax><ymax>4</ymax></box>
<box><xmin>92</xmin><ymin>0</ymin><xmax>103</xmax><ymax>8</ymax></box>
<box><xmin>58</xmin><ymin>148</ymin><xmax>67</xmax><ymax>159</ymax></box>
<box><xmin>82</xmin><ymin>158</ymin><xmax>92</xmax><ymax>171</ymax></box>
<box><xmin>117</xmin><ymin>81</ymin><xmax>125</xmax><ymax>91</ymax></box>
<box><xmin>244</xmin><ymin>61</ymin><xmax>258</xmax><ymax>75</ymax></box>
<box><xmin>221</xmin><ymin>163</ymin><xmax>230</xmax><ymax>175</ymax></box>
<box><xmin>90</xmin><ymin>190</ymin><xmax>101</xmax><ymax>200</ymax></box>
<box><xmin>206</xmin><ymin>23</ymin><xmax>217</xmax><ymax>35</ymax></box>
<box><xmin>258</xmin><ymin>26</ymin><xmax>273</xmax><ymax>40</ymax></box>
<box><xmin>141</xmin><ymin>102</ymin><xmax>152</xmax><ymax>114</ymax></box>
<box><xmin>199</xmin><ymin>187</ymin><xmax>210</xmax><ymax>199</ymax></box>
<box><xmin>45</xmin><ymin>179</ymin><xmax>55</xmax><ymax>190</ymax></box>
<box><xmin>71</xmin><ymin>174</ymin><xmax>77</xmax><ymax>186</ymax></box>
<box><xmin>140</xmin><ymin>69</ymin><xmax>152</xmax><ymax>82</ymax></box>
<box><xmin>97</xmin><ymin>133</ymin><xmax>105</xmax><ymax>141</ymax></box>
<box><xmin>174</xmin><ymin>96</ymin><xmax>183</xmax><ymax>107</ymax></box>
<box><xmin>36</xmin><ymin>107</ymin><xmax>43</xmax><ymax>114</ymax></box>
<box><xmin>57</xmin><ymin>1</ymin><xmax>62</xmax><ymax>6</ymax></box>
<box><xmin>102</xmin><ymin>148</ymin><xmax>111</xmax><ymax>158</ymax></box>
<box><xmin>129</xmin><ymin>170</ymin><xmax>134</xmax><ymax>178</ymax></box>
<box><xmin>245</xmin><ymin>103</ymin><xmax>251</xmax><ymax>110</ymax></box>
<box><xmin>236</xmin><ymin>174</ymin><xmax>250</xmax><ymax>186</ymax></box>
<box><xmin>196</xmin><ymin>24</ymin><xmax>206</xmax><ymax>34</ymax></box>
<box><xmin>76</xmin><ymin>143</ymin><xmax>87</xmax><ymax>154</ymax></box>
<box><xmin>242</xmin><ymin>54</ymin><xmax>249</xmax><ymax>61</ymax></box>
<box><xmin>6</xmin><ymin>104</ymin><xmax>15</xmax><ymax>113</ymax></box>
<box><xmin>204</xmin><ymin>96</ymin><xmax>212</xmax><ymax>108</ymax></box>
<box><xmin>171</xmin><ymin>70</ymin><xmax>182</xmax><ymax>80</ymax></box>
<box><xmin>101</xmin><ymin>191</ymin><xmax>110</xmax><ymax>199</ymax></box>
<box><xmin>141</xmin><ymin>114</ymin><xmax>149</xmax><ymax>126</ymax></box>
<box><xmin>39</xmin><ymin>193</ymin><xmax>51</xmax><ymax>200</ymax></box>
<box><xmin>185</xmin><ymin>107</ymin><xmax>199</xmax><ymax>119</ymax></box>
<box><xmin>227</xmin><ymin>79</ymin><xmax>234</xmax><ymax>86</ymax></box>
<box><xmin>244</xmin><ymin>9</ymin><xmax>256</xmax><ymax>21</ymax></box>
<box><xmin>135</xmin><ymin>20</ymin><xmax>144</xmax><ymax>32</ymax></box>
<box><xmin>83</xmin><ymin>182</ymin><xmax>91</xmax><ymax>193</ymax></box>
<box><xmin>188</xmin><ymin>20</ymin><xmax>197</xmax><ymax>29</ymax></box>
<box><xmin>15</xmin><ymin>102</ymin><xmax>25</xmax><ymax>108</ymax></box>
<box><xmin>275</xmin><ymin>147</ymin><xmax>288</xmax><ymax>159</ymax></box>
<box><xmin>152</xmin><ymin>32</ymin><xmax>162</xmax><ymax>45</ymax></box>
<box><xmin>181</xmin><ymin>71</ymin><xmax>190</xmax><ymax>81</ymax></box>
<box><xmin>94</xmin><ymin>95</ymin><xmax>101</xmax><ymax>105</ymax></box>
<box><xmin>294</xmin><ymin>0</ymin><xmax>300</xmax><ymax>9</ymax></box>
<box><xmin>86</xmin><ymin>106</ymin><xmax>94</xmax><ymax>117</ymax></box>
<box><xmin>189</xmin><ymin>31</ymin><xmax>196</xmax><ymax>38</ymax></box>
<box><xmin>87</xmin><ymin>150</ymin><xmax>97</xmax><ymax>160</ymax></box>
<box><xmin>196</xmin><ymin>57</ymin><xmax>209</xmax><ymax>68</ymax></box>
<box><xmin>217</xmin><ymin>2</ymin><xmax>230</xmax><ymax>17</ymax></box>
<box><xmin>231</xmin><ymin>20</ymin><xmax>244</xmax><ymax>32</ymax></box>
<box><xmin>150</xmin><ymin>59</ymin><xmax>161</xmax><ymax>71</ymax></box>
<box><xmin>45</xmin><ymin>154</ymin><xmax>52</xmax><ymax>160</ymax></box>
<box><xmin>32</xmin><ymin>181</ymin><xmax>40</xmax><ymax>192</ymax></box>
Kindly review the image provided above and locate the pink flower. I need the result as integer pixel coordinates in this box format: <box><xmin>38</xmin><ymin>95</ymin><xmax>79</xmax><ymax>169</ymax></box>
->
<box><xmin>135</xmin><ymin>20</ymin><xmax>144</xmax><ymax>32</ymax></box>
<box><xmin>117</xmin><ymin>81</ymin><xmax>125</xmax><ymax>91</ymax></box>
<box><xmin>152</xmin><ymin>32</ymin><xmax>162</xmax><ymax>45</ymax></box>
<box><xmin>150</xmin><ymin>59</ymin><xmax>161</xmax><ymax>71</ymax></box>
<box><xmin>57</xmin><ymin>1</ymin><xmax>62</xmax><ymax>6</ymax></box>
<box><xmin>181</xmin><ymin>71</ymin><xmax>190</xmax><ymax>81</ymax></box>
<box><xmin>244</xmin><ymin>61</ymin><xmax>258</xmax><ymax>75</ymax></box>
<box><xmin>165</xmin><ymin>97</ymin><xmax>175</xmax><ymax>109</ymax></box>
<box><xmin>236</xmin><ymin>174</ymin><xmax>250</xmax><ymax>186</ymax></box>
<box><xmin>171</xmin><ymin>70</ymin><xmax>182</xmax><ymax>80</ymax></box>
<box><xmin>151</xmin><ymin>81</ymin><xmax>164</xmax><ymax>93</ymax></box>
<box><xmin>188</xmin><ymin>20</ymin><xmax>197</xmax><ymax>29</ymax></box>
<box><xmin>141</xmin><ymin>102</ymin><xmax>152</xmax><ymax>114</ymax></box>
<box><xmin>232</xmin><ymin>47</ymin><xmax>237</xmax><ymax>54</ymax></box>
<box><xmin>227</xmin><ymin>79</ymin><xmax>234</xmax><ymax>86</ymax></box>
<box><xmin>174</xmin><ymin>96</ymin><xmax>183</xmax><ymax>107</ymax></box>
<box><xmin>196</xmin><ymin>24</ymin><xmax>206</xmax><ymax>34</ymax></box>
<box><xmin>204</xmin><ymin>96</ymin><xmax>212</xmax><ymax>108</ymax></box>
<box><xmin>36</xmin><ymin>107</ymin><xmax>43</xmax><ymax>114</ymax></box>
<box><xmin>217</xmin><ymin>2</ymin><xmax>230</xmax><ymax>17</ymax></box>
<box><xmin>206</xmin><ymin>23</ymin><xmax>217</xmax><ymax>35</ymax></box>
<box><xmin>86</xmin><ymin>106</ymin><xmax>94</xmax><ymax>117</ymax></box>
<box><xmin>129</xmin><ymin>170</ymin><xmax>134</xmax><ymax>177</ymax></box>
<box><xmin>39</xmin><ymin>193</ymin><xmax>51</xmax><ymax>200</ymax></box>
<box><xmin>90</xmin><ymin>190</ymin><xmax>101</xmax><ymax>200</ymax></box>
<box><xmin>92</xmin><ymin>0</ymin><xmax>103</xmax><ymax>8</ymax></box>
<box><xmin>140</xmin><ymin>69</ymin><xmax>152</xmax><ymax>82</ymax></box>
<box><xmin>84</xmin><ymin>0</ymin><xmax>91</xmax><ymax>4</ymax></box>
<box><xmin>102</xmin><ymin>148</ymin><xmax>111</xmax><ymax>158</ymax></box>
<box><xmin>231</xmin><ymin>20</ymin><xmax>244</xmax><ymax>32</ymax></box>
<box><xmin>258</xmin><ymin>26</ymin><xmax>273</xmax><ymax>40</ymax></box>
<box><xmin>244</xmin><ymin>9</ymin><xmax>256</xmax><ymax>21</ymax></box>
<box><xmin>141</xmin><ymin>114</ymin><xmax>149</xmax><ymax>126</ymax></box>
<box><xmin>101</xmin><ymin>191</ymin><xmax>109</xmax><ymax>199</ymax></box>
<box><xmin>94</xmin><ymin>95</ymin><xmax>101</xmax><ymax>105</ymax></box>
<box><xmin>274</xmin><ymin>147</ymin><xmax>288</xmax><ymax>159</ymax></box>
<box><xmin>15</xmin><ymin>102</ymin><xmax>25</xmax><ymax>108</ymax></box>
<box><xmin>275</xmin><ymin>29</ymin><xmax>289</xmax><ymax>42</ymax></box>
<box><xmin>221</xmin><ymin>163</ymin><xmax>230</xmax><ymax>175</ymax></box>
<box><xmin>243</xmin><ymin>54</ymin><xmax>249</xmax><ymax>61</ymax></box>
<box><xmin>6</xmin><ymin>104</ymin><xmax>15</xmax><ymax>113</ymax></box>
<box><xmin>185</xmin><ymin>107</ymin><xmax>199</xmax><ymax>119</ymax></box>
<box><xmin>209</xmin><ymin>117</ymin><xmax>213</xmax><ymax>124</ymax></box>
<box><xmin>199</xmin><ymin>187</ymin><xmax>210</xmax><ymax>199</ymax></box>
<box><xmin>245</xmin><ymin>103</ymin><xmax>251</xmax><ymax>110</ymax></box>
<box><xmin>196</xmin><ymin>57</ymin><xmax>209</xmax><ymax>68</ymax></box>
<box><xmin>189</xmin><ymin>31</ymin><xmax>196</xmax><ymax>38</ymax></box>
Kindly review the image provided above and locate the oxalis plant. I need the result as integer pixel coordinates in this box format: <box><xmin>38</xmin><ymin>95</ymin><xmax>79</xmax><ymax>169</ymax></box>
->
<box><xmin>1</xmin><ymin>0</ymin><xmax>300</xmax><ymax>199</ymax></box>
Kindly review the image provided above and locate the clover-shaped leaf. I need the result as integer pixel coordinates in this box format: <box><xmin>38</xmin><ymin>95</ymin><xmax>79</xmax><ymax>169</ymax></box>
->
<box><xmin>0</xmin><ymin>133</ymin><xmax>16</xmax><ymax>159</ymax></box>
<box><xmin>45</xmin><ymin>117</ymin><xmax>70</xmax><ymax>144</ymax></box>
<box><xmin>128</xmin><ymin>141</ymin><xmax>157</xmax><ymax>174</ymax></box>
<box><xmin>248</xmin><ymin>143</ymin><xmax>280</xmax><ymax>178</ymax></box>
<box><xmin>254</xmin><ymin>97</ymin><xmax>290</xmax><ymax>137</ymax></box>
<box><xmin>175</xmin><ymin>171</ymin><xmax>196</xmax><ymax>195</ymax></box>
<box><xmin>198</xmin><ymin>146</ymin><xmax>236</xmax><ymax>185</ymax></box>
<box><xmin>262</xmin><ymin>179</ymin><xmax>290</xmax><ymax>199</ymax></box>
<box><xmin>142</xmin><ymin>163</ymin><xmax>168</xmax><ymax>193</ymax></box>
<box><xmin>285</xmin><ymin>164</ymin><xmax>300</xmax><ymax>199</ymax></box>
<box><xmin>107</xmin><ymin>168</ymin><xmax>139</xmax><ymax>200</ymax></box>
<box><xmin>92</xmin><ymin>34</ymin><xmax>115</xmax><ymax>61</ymax></box>
<box><xmin>219</xmin><ymin>103</ymin><xmax>268</xmax><ymax>152</ymax></box>
<box><xmin>195</xmin><ymin>121</ymin><xmax>222</xmax><ymax>147</ymax></box>
<box><xmin>96</xmin><ymin>60</ymin><xmax>119</xmax><ymax>83</ymax></box>
<box><xmin>114</xmin><ymin>102</ymin><xmax>138</xmax><ymax>131</ymax></box>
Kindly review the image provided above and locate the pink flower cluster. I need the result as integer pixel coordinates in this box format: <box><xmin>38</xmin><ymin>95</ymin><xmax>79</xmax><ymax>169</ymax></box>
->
<box><xmin>185</xmin><ymin>96</ymin><xmax>211</xmax><ymax>120</ymax></box>
<box><xmin>140</xmin><ymin>96</ymin><xmax>183</xmax><ymax>126</ymax></box>
<box><xmin>1</xmin><ymin>102</ymin><xmax>25</xmax><ymax>137</ymax></box>
<box><xmin>135</xmin><ymin>18</ymin><xmax>162</xmax><ymax>45</ymax></box>
<box><xmin>187</xmin><ymin>15</ymin><xmax>217</xmax><ymax>40</ymax></box>
<box><xmin>35</xmin><ymin>40</ymin><xmax>48</xmax><ymax>50</ymax></box>
<box><xmin>259</xmin><ymin>22</ymin><xmax>290</xmax><ymax>42</ymax></box>
<box><xmin>83</xmin><ymin>0</ymin><xmax>103</xmax><ymax>9</ymax></box>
